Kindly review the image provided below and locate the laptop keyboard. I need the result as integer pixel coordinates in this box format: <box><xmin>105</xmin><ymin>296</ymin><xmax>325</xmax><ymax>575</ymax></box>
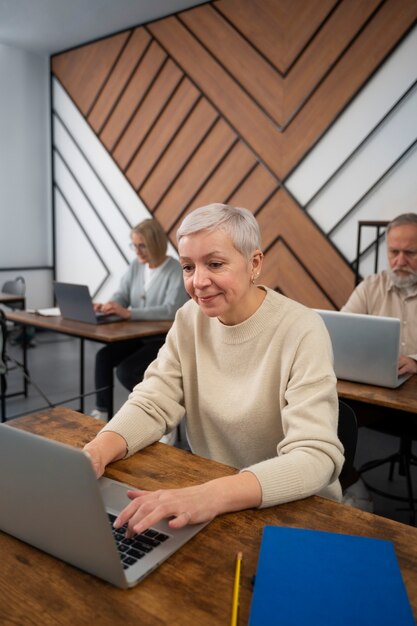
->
<box><xmin>108</xmin><ymin>513</ymin><xmax>169</xmax><ymax>570</ymax></box>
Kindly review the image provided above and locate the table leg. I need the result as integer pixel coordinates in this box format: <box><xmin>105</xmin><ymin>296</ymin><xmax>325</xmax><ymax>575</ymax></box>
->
<box><xmin>79</xmin><ymin>338</ymin><xmax>85</xmax><ymax>413</ymax></box>
<box><xmin>106</xmin><ymin>380</ymin><xmax>113</xmax><ymax>421</ymax></box>
<box><xmin>22</xmin><ymin>327</ymin><xmax>28</xmax><ymax>396</ymax></box>
<box><xmin>1</xmin><ymin>374</ymin><xmax>6</xmax><ymax>422</ymax></box>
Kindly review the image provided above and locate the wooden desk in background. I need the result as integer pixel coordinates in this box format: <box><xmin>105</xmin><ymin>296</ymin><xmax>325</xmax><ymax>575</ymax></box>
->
<box><xmin>0</xmin><ymin>292</ymin><xmax>26</xmax><ymax>307</ymax></box>
<box><xmin>3</xmin><ymin>310</ymin><xmax>172</xmax><ymax>418</ymax></box>
<box><xmin>1</xmin><ymin>408</ymin><xmax>417</xmax><ymax>625</ymax></box>
<box><xmin>337</xmin><ymin>375</ymin><xmax>417</xmax><ymax>426</ymax></box>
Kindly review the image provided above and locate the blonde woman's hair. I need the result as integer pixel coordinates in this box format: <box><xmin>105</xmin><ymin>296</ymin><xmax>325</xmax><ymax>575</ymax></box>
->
<box><xmin>132</xmin><ymin>219</ymin><xmax>168</xmax><ymax>263</ymax></box>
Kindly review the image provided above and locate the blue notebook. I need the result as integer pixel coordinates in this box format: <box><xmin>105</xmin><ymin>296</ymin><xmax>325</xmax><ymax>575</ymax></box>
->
<box><xmin>249</xmin><ymin>526</ymin><xmax>415</xmax><ymax>626</ymax></box>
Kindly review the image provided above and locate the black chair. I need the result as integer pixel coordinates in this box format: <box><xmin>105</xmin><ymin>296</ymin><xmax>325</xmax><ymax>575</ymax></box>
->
<box><xmin>359</xmin><ymin>416</ymin><xmax>417</xmax><ymax>526</ymax></box>
<box><xmin>1</xmin><ymin>276</ymin><xmax>31</xmax><ymax>345</ymax></box>
<box><xmin>2</xmin><ymin>275</ymin><xmax>26</xmax><ymax>308</ymax></box>
<box><xmin>337</xmin><ymin>399</ymin><xmax>358</xmax><ymax>488</ymax></box>
<box><xmin>0</xmin><ymin>308</ymin><xmax>53</xmax><ymax>423</ymax></box>
<box><xmin>0</xmin><ymin>311</ymin><xmax>7</xmax><ymax>422</ymax></box>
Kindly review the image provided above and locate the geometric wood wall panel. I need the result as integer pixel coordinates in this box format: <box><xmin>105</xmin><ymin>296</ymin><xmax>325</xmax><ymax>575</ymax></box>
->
<box><xmin>51</xmin><ymin>0</ymin><xmax>417</xmax><ymax>309</ymax></box>
<box><xmin>52</xmin><ymin>79</ymin><xmax>156</xmax><ymax>301</ymax></box>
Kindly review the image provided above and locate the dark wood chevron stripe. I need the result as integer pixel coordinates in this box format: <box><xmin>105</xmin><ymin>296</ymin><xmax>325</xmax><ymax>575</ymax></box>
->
<box><xmin>280</xmin><ymin>0</ymin><xmax>384</xmax><ymax>125</ymax></box>
<box><xmin>110</xmin><ymin>53</ymin><xmax>172</xmax><ymax>154</ymax></box>
<box><xmin>261</xmin><ymin>237</ymin><xmax>336</xmax><ymax>309</ymax></box>
<box><xmin>281</xmin><ymin>0</ymin><xmax>417</xmax><ymax>179</ymax></box>
<box><xmin>85</xmin><ymin>29</ymin><xmax>135</xmax><ymax>119</ymax></box>
<box><xmin>148</xmin><ymin>15</ymin><xmax>285</xmax><ymax>178</ymax></box>
<box><xmin>214</xmin><ymin>0</ymin><xmax>339</xmax><ymax>75</ymax></box>
<box><xmin>139</xmin><ymin>98</ymin><xmax>219</xmax><ymax>207</ymax></box>
<box><xmin>227</xmin><ymin>163</ymin><xmax>279</xmax><ymax>212</ymax></box>
<box><xmin>154</xmin><ymin>119</ymin><xmax>237</xmax><ymax>230</ymax></box>
<box><xmin>178</xmin><ymin>6</ymin><xmax>285</xmax><ymax>125</ymax></box>
<box><xmin>100</xmin><ymin>40</ymin><xmax>167</xmax><ymax>152</ymax></box>
<box><xmin>256</xmin><ymin>189</ymin><xmax>355</xmax><ymax>309</ymax></box>
<box><xmin>179</xmin><ymin>0</ymin><xmax>383</xmax><ymax>128</ymax></box>
<box><xmin>168</xmin><ymin>157</ymin><xmax>279</xmax><ymax>241</ymax></box>
<box><xmin>126</xmin><ymin>78</ymin><xmax>200</xmax><ymax>190</ymax></box>
<box><xmin>52</xmin><ymin>31</ymin><xmax>130</xmax><ymax>114</ymax></box>
<box><xmin>88</xmin><ymin>28</ymin><xmax>151</xmax><ymax>133</ymax></box>
<box><xmin>113</xmin><ymin>59</ymin><xmax>183</xmax><ymax>171</ymax></box>
<box><xmin>51</xmin><ymin>0</ymin><xmax>417</xmax><ymax>309</ymax></box>
<box><xmin>149</xmin><ymin>0</ymin><xmax>417</xmax><ymax>180</ymax></box>
<box><xmin>167</xmin><ymin>143</ymin><xmax>261</xmax><ymax>239</ymax></box>
<box><xmin>158</xmin><ymin>135</ymin><xmax>241</xmax><ymax>232</ymax></box>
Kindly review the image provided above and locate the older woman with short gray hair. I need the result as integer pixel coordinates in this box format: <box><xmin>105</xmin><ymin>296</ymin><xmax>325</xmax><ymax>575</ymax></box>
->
<box><xmin>85</xmin><ymin>203</ymin><xmax>343</xmax><ymax>535</ymax></box>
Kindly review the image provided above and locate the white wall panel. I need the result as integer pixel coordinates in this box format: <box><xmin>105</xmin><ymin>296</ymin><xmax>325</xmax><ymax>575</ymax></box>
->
<box><xmin>283</xmin><ymin>25</ymin><xmax>417</xmax><ymax>281</ymax></box>
<box><xmin>53</xmin><ymin>79</ymin><xmax>151</xmax><ymax>226</ymax></box>
<box><xmin>54</xmin><ymin>153</ymin><xmax>126</xmax><ymax>290</ymax></box>
<box><xmin>307</xmin><ymin>88</ymin><xmax>417</xmax><ymax>233</ymax></box>
<box><xmin>52</xmin><ymin>22</ymin><xmax>417</xmax><ymax>299</ymax></box>
<box><xmin>330</xmin><ymin>147</ymin><xmax>417</xmax><ymax>260</ymax></box>
<box><xmin>53</xmin><ymin>115</ymin><xmax>133</xmax><ymax>256</ymax></box>
<box><xmin>54</xmin><ymin>190</ymin><xmax>108</xmax><ymax>296</ymax></box>
<box><xmin>286</xmin><ymin>26</ymin><xmax>417</xmax><ymax>204</ymax></box>
<box><xmin>53</xmin><ymin>77</ymin><xmax>179</xmax><ymax>302</ymax></box>
<box><xmin>53</xmin><ymin>78</ymin><xmax>152</xmax><ymax>301</ymax></box>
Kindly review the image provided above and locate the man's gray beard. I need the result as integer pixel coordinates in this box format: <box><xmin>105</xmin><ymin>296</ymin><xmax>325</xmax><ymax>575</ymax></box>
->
<box><xmin>389</xmin><ymin>268</ymin><xmax>417</xmax><ymax>289</ymax></box>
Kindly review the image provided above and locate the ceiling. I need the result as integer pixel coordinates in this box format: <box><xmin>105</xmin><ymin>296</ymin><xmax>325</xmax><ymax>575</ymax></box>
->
<box><xmin>0</xmin><ymin>0</ymin><xmax>205</xmax><ymax>56</ymax></box>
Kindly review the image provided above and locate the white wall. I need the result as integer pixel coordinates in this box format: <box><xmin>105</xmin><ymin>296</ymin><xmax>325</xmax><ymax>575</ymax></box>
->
<box><xmin>53</xmin><ymin>79</ymin><xmax>178</xmax><ymax>303</ymax></box>
<box><xmin>0</xmin><ymin>43</ymin><xmax>52</xmax><ymax>308</ymax></box>
<box><xmin>286</xmin><ymin>26</ymin><xmax>417</xmax><ymax>279</ymax></box>
<box><xmin>2</xmin><ymin>24</ymin><xmax>417</xmax><ymax>310</ymax></box>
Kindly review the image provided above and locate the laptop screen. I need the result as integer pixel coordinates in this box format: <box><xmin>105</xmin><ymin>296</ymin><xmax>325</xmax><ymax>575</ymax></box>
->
<box><xmin>315</xmin><ymin>309</ymin><xmax>410</xmax><ymax>388</ymax></box>
<box><xmin>54</xmin><ymin>282</ymin><xmax>122</xmax><ymax>324</ymax></box>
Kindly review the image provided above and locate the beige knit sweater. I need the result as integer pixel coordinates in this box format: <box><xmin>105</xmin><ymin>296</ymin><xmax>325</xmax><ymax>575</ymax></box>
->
<box><xmin>102</xmin><ymin>288</ymin><xmax>344</xmax><ymax>507</ymax></box>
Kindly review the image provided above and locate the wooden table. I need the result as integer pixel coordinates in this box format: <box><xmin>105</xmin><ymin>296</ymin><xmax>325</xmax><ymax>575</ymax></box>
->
<box><xmin>0</xmin><ymin>292</ymin><xmax>25</xmax><ymax>307</ymax></box>
<box><xmin>337</xmin><ymin>375</ymin><xmax>417</xmax><ymax>432</ymax></box>
<box><xmin>2</xmin><ymin>408</ymin><xmax>417</xmax><ymax>626</ymax></box>
<box><xmin>337</xmin><ymin>375</ymin><xmax>417</xmax><ymax>416</ymax></box>
<box><xmin>3</xmin><ymin>310</ymin><xmax>172</xmax><ymax>419</ymax></box>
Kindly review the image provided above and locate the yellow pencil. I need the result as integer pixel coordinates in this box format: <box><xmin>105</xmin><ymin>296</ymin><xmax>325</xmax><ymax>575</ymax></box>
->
<box><xmin>230</xmin><ymin>551</ymin><xmax>243</xmax><ymax>626</ymax></box>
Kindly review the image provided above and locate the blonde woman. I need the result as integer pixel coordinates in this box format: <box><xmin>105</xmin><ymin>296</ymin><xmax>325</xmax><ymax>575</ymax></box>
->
<box><xmin>91</xmin><ymin>219</ymin><xmax>188</xmax><ymax>421</ymax></box>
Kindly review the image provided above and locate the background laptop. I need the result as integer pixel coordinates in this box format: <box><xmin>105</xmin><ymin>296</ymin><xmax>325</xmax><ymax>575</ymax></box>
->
<box><xmin>54</xmin><ymin>281</ymin><xmax>123</xmax><ymax>324</ymax></box>
<box><xmin>315</xmin><ymin>309</ymin><xmax>411</xmax><ymax>388</ymax></box>
<box><xmin>0</xmin><ymin>425</ymin><xmax>207</xmax><ymax>588</ymax></box>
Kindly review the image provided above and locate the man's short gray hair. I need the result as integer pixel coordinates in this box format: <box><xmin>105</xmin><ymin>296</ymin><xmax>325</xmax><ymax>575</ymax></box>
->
<box><xmin>386</xmin><ymin>213</ymin><xmax>417</xmax><ymax>234</ymax></box>
<box><xmin>176</xmin><ymin>203</ymin><xmax>261</xmax><ymax>259</ymax></box>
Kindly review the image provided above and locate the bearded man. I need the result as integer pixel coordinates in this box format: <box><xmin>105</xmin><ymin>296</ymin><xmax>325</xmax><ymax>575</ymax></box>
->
<box><xmin>342</xmin><ymin>212</ymin><xmax>417</xmax><ymax>377</ymax></box>
<box><xmin>341</xmin><ymin>212</ymin><xmax>417</xmax><ymax>510</ymax></box>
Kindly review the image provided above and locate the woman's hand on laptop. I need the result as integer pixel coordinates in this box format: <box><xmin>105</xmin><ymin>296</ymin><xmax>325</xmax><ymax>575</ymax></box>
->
<box><xmin>113</xmin><ymin>472</ymin><xmax>262</xmax><ymax>537</ymax></box>
<box><xmin>398</xmin><ymin>355</ymin><xmax>417</xmax><ymax>376</ymax></box>
<box><xmin>83</xmin><ymin>432</ymin><xmax>128</xmax><ymax>478</ymax></box>
<box><xmin>101</xmin><ymin>300</ymin><xmax>131</xmax><ymax>319</ymax></box>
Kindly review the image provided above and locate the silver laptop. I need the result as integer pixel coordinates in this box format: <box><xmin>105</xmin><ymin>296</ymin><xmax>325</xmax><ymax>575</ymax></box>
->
<box><xmin>54</xmin><ymin>281</ymin><xmax>123</xmax><ymax>324</ymax></box>
<box><xmin>315</xmin><ymin>309</ymin><xmax>412</xmax><ymax>388</ymax></box>
<box><xmin>0</xmin><ymin>425</ymin><xmax>207</xmax><ymax>588</ymax></box>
